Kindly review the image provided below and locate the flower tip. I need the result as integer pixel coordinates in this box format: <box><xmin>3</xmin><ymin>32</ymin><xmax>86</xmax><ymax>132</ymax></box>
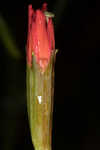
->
<box><xmin>28</xmin><ymin>4</ymin><xmax>32</xmax><ymax>9</ymax></box>
<box><xmin>42</xmin><ymin>3</ymin><xmax>47</xmax><ymax>11</ymax></box>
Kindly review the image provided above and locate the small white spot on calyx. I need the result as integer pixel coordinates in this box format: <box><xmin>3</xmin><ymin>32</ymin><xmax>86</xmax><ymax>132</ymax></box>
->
<box><xmin>37</xmin><ymin>96</ymin><xmax>42</xmax><ymax>104</ymax></box>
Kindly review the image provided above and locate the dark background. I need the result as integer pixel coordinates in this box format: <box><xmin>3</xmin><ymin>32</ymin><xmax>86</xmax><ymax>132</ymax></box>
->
<box><xmin>0</xmin><ymin>0</ymin><xmax>99</xmax><ymax>150</ymax></box>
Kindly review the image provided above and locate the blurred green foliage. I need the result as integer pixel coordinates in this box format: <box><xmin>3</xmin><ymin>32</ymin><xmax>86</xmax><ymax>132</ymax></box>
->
<box><xmin>0</xmin><ymin>15</ymin><xmax>22</xmax><ymax>59</ymax></box>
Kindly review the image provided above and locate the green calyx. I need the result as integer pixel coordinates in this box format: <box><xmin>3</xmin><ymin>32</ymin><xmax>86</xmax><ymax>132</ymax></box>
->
<box><xmin>26</xmin><ymin>50</ymin><xmax>56</xmax><ymax>150</ymax></box>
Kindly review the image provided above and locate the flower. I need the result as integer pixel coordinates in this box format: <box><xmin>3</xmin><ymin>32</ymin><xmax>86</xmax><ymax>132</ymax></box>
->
<box><xmin>27</xmin><ymin>3</ymin><xmax>55</xmax><ymax>70</ymax></box>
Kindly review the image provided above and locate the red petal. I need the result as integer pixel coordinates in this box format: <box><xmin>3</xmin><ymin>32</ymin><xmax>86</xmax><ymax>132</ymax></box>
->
<box><xmin>33</xmin><ymin>10</ymin><xmax>50</xmax><ymax>60</ymax></box>
<box><xmin>27</xmin><ymin>5</ymin><xmax>34</xmax><ymax>66</ymax></box>
<box><xmin>47</xmin><ymin>18</ymin><xmax>55</xmax><ymax>50</ymax></box>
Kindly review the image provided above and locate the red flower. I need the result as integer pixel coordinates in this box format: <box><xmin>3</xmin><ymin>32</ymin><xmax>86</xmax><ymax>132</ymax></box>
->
<box><xmin>27</xmin><ymin>3</ymin><xmax>55</xmax><ymax>70</ymax></box>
